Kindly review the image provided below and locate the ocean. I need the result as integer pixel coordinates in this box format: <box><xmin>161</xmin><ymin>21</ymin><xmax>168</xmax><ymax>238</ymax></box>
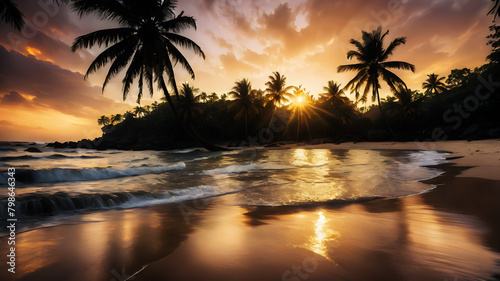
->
<box><xmin>0</xmin><ymin>141</ymin><xmax>448</xmax><ymax>235</ymax></box>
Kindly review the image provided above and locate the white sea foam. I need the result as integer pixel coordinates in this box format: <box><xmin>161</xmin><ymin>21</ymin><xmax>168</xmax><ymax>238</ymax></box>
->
<box><xmin>0</xmin><ymin>162</ymin><xmax>186</xmax><ymax>184</ymax></box>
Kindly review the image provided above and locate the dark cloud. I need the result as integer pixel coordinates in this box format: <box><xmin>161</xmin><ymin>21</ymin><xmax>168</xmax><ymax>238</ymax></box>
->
<box><xmin>0</xmin><ymin>91</ymin><xmax>30</xmax><ymax>105</ymax></box>
<box><xmin>0</xmin><ymin>45</ymin><xmax>129</xmax><ymax>118</ymax></box>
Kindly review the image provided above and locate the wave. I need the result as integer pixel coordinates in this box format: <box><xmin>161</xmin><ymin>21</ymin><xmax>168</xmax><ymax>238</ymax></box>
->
<box><xmin>202</xmin><ymin>162</ymin><xmax>292</xmax><ymax>176</ymax></box>
<box><xmin>0</xmin><ymin>154</ymin><xmax>104</xmax><ymax>161</ymax></box>
<box><xmin>0</xmin><ymin>162</ymin><xmax>186</xmax><ymax>185</ymax></box>
<box><xmin>408</xmin><ymin>150</ymin><xmax>449</xmax><ymax>167</ymax></box>
<box><xmin>202</xmin><ymin>163</ymin><xmax>261</xmax><ymax>175</ymax></box>
<box><xmin>0</xmin><ymin>185</ymin><xmax>234</xmax><ymax>218</ymax></box>
<box><xmin>0</xmin><ymin>155</ymin><xmax>35</xmax><ymax>161</ymax></box>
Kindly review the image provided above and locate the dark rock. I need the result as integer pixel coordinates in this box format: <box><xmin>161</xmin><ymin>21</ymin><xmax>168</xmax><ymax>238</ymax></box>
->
<box><xmin>25</xmin><ymin>147</ymin><xmax>42</xmax><ymax>153</ymax></box>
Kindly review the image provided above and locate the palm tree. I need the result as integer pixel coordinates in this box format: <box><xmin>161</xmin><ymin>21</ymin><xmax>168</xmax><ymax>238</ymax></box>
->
<box><xmin>208</xmin><ymin>92</ymin><xmax>218</xmax><ymax>103</ymax></box>
<box><xmin>123</xmin><ymin>110</ymin><xmax>135</xmax><ymax>120</ymax></box>
<box><xmin>110</xmin><ymin>114</ymin><xmax>122</xmax><ymax>125</ymax></box>
<box><xmin>288</xmin><ymin>85</ymin><xmax>313</xmax><ymax>141</ymax></box>
<box><xmin>338</xmin><ymin>27</ymin><xmax>415</xmax><ymax>138</ymax></box>
<box><xmin>97</xmin><ymin>115</ymin><xmax>110</xmax><ymax>126</ymax></box>
<box><xmin>220</xmin><ymin>93</ymin><xmax>228</xmax><ymax>102</ymax></box>
<box><xmin>265</xmin><ymin>71</ymin><xmax>293</xmax><ymax>108</ymax></box>
<box><xmin>320</xmin><ymin>81</ymin><xmax>350</xmax><ymax>107</ymax></box>
<box><xmin>229</xmin><ymin>78</ymin><xmax>259</xmax><ymax>138</ymax></box>
<box><xmin>70</xmin><ymin>0</ymin><xmax>225</xmax><ymax>151</ymax></box>
<box><xmin>422</xmin><ymin>73</ymin><xmax>447</xmax><ymax>96</ymax></box>
<box><xmin>0</xmin><ymin>0</ymin><xmax>25</xmax><ymax>30</ymax></box>
<box><xmin>150</xmin><ymin>101</ymin><xmax>160</xmax><ymax>111</ymax></box>
<box><xmin>177</xmin><ymin>82</ymin><xmax>202</xmax><ymax>125</ymax></box>
<box><xmin>133</xmin><ymin>105</ymin><xmax>148</xmax><ymax>118</ymax></box>
<box><xmin>199</xmin><ymin>92</ymin><xmax>208</xmax><ymax>103</ymax></box>
<box><xmin>319</xmin><ymin>81</ymin><xmax>357</xmax><ymax>136</ymax></box>
<box><xmin>387</xmin><ymin>87</ymin><xmax>424</xmax><ymax>127</ymax></box>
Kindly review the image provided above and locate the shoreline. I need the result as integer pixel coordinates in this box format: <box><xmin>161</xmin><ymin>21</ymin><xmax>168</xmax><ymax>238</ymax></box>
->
<box><xmin>1</xmin><ymin>140</ymin><xmax>499</xmax><ymax>281</ymax></box>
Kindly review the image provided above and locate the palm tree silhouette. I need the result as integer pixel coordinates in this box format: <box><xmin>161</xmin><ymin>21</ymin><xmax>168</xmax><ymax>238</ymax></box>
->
<box><xmin>177</xmin><ymin>83</ymin><xmax>202</xmax><ymax>125</ymax></box>
<box><xmin>320</xmin><ymin>81</ymin><xmax>350</xmax><ymax>108</ymax></box>
<box><xmin>288</xmin><ymin>85</ymin><xmax>313</xmax><ymax>141</ymax></box>
<box><xmin>391</xmin><ymin>88</ymin><xmax>423</xmax><ymax>121</ymax></box>
<box><xmin>71</xmin><ymin>0</ymin><xmax>225</xmax><ymax>150</ymax></box>
<box><xmin>265</xmin><ymin>72</ymin><xmax>293</xmax><ymax>108</ymax></box>
<box><xmin>110</xmin><ymin>114</ymin><xmax>123</xmax><ymax>125</ymax></box>
<box><xmin>97</xmin><ymin>115</ymin><xmax>110</xmax><ymax>126</ymax></box>
<box><xmin>123</xmin><ymin>110</ymin><xmax>135</xmax><ymax>120</ymax></box>
<box><xmin>133</xmin><ymin>105</ymin><xmax>148</xmax><ymax>118</ymax></box>
<box><xmin>338</xmin><ymin>27</ymin><xmax>415</xmax><ymax>138</ymax></box>
<box><xmin>208</xmin><ymin>92</ymin><xmax>218</xmax><ymax>103</ymax></box>
<box><xmin>199</xmin><ymin>92</ymin><xmax>208</xmax><ymax>103</ymax></box>
<box><xmin>320</xmin><ymin>81</ymin><xmax>358</xmax><ymax>136</ymax></box>
<box><xmin>150</xmin><ymin>101</ymin><xmax>160</xmax><ymax>111</ymax></box>
<box><xmin>229</xmin><ymin>78</ymin><xmax>259</xmax><ymax>139</ymax></box>
<box><xmin>422</xmin><ymin>73</ymin><xmax>447</xmax><ymax>105</ymax></box>
<box><xmin>0</xmin><ymin>0</ymin><xmax>25</xmax><ymax>30</ymax></box>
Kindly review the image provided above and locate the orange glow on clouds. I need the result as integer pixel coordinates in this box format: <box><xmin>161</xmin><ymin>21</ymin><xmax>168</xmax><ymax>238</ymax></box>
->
<box><xmin>26</xmin><ymin>47</ymin><xmax>41</xmax><ymax>56</ymax></box>
<box><xmin>24</xmin><ymin>46</ymin><xmax>54</xmax><ymax>63</ymax></box>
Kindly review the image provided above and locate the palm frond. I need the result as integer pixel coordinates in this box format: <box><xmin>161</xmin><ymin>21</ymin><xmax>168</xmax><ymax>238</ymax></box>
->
<box><xmin>121</xmin><ymin>49</ymin><xmax>144</xmax><ymax>100</ymax></box>
<box><xmin>101</xmin><ymin>45</ymin><xmax>136</xmax><ymax>93</ymax></box>
<box><xmin>83</xmin><ymin>36</ymin><xmax>138</xmax><ymax>78</ymax></box>
<box><xmin>380</xmin><ymin>61</ymin><xmax>415</xmax><ymax>72</ymax></box>
<box><xmin>71</xmin><ymin>0</ymin><xmax>132</xmax><ymax>24</ymax></box>
<box><xmin>160</xmin><ymin>14</ymin><xmax>197</xmax><ymax>33</ymax></box>
<box><xmin>163</xmin><ymin>32</ymin><xmax>205</xmax><ymax>59</ymax></box>
<box><xmin>72</xmin><ymin>28</ymin><xmax>135</xmax><ymax>51</ymax></box>
<box><xmin>0</xmin><ymin>0</ymin><xmax>25</xmax><ymax>30</ymax></box>
<box><xmin>380</xmin><ymin>37</ymin><xmax>406</xmax><ymax>62</ymax></box>
<box><xmin>338</xmin><ymin>63</ymin><xmax>367</xmax><ymax>72</ymax></box>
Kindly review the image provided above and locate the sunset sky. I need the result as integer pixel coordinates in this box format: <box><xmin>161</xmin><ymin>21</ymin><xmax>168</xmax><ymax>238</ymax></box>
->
<box><xmin>0</xmin><ymin>0</ymin><xmax>495</xmax><ymax>142</ymax></box>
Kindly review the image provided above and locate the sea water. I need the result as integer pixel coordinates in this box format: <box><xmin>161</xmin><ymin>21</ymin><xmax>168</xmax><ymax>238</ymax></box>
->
<box><xmin>0</xmin><ymin>141</ymin><xmax>448</xmax><ymax>234</ymax></box>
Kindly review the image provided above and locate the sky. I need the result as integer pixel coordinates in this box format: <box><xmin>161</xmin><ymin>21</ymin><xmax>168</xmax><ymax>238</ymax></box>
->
<box><xmin>0</xmin><ymin>0</ymin><xmax>495</xmax><ymax>142</ymax></box>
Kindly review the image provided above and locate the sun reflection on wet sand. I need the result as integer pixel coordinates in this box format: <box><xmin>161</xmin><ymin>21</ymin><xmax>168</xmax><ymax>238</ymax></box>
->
<box><xmin>298</xmin><ymin>211</ymin><xmax>340</xmax><ymax>264</ymax></box>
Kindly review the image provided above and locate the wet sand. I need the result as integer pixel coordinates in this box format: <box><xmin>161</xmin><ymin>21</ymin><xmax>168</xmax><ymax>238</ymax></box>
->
<box><xmin>1</xmin><ymin>140</ymin><xmax>500</xmax><ymax>281</ymax></box>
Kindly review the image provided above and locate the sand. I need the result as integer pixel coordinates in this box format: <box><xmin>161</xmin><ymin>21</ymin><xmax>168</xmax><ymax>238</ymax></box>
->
<box><xmin>1</xmin><ymin>140</ymin><xmax>499</xmax><ymax>281</ymax></box>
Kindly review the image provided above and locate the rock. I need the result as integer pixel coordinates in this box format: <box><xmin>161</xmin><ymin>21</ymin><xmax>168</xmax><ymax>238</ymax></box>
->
<box><xmin>25</xmin><ymin>147</ymin><xmax>42</xmax><ymax>153</ymax></box>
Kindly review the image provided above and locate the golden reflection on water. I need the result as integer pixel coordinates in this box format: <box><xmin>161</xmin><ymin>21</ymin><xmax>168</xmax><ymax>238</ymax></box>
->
<box><xmin>298</xmin><ymin>211</ymin><xmax>340</xmax><ymax>264</ymax></box>
<box><xmin>291</xmin><ymin>149</ymin><xmax>329</xmax><ymax>167</ymax></box>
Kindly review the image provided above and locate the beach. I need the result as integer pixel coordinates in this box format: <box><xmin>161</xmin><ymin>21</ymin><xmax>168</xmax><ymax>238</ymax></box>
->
<box><xmin>0</xmin><ymin>140</ymin><xmax>500</xmax><ymax>281</ymax></box>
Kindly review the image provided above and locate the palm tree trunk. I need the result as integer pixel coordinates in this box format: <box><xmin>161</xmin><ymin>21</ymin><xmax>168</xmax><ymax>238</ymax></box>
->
<box><xmin>159</xmin><ymin>78</ymin><xmax>230</xmax><ymax>151</ymax></box>
<box><xmin>376</xmin><ymin>88</ymin><xmax>397</xmax><ymax>139</ymax></box>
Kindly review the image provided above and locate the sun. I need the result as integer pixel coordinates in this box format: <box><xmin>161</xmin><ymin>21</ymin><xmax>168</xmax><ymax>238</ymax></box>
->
<box><xmin>297</xmin><ymin>96</ymin><xmax>304</xmax><ymax>104</ymax></box>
